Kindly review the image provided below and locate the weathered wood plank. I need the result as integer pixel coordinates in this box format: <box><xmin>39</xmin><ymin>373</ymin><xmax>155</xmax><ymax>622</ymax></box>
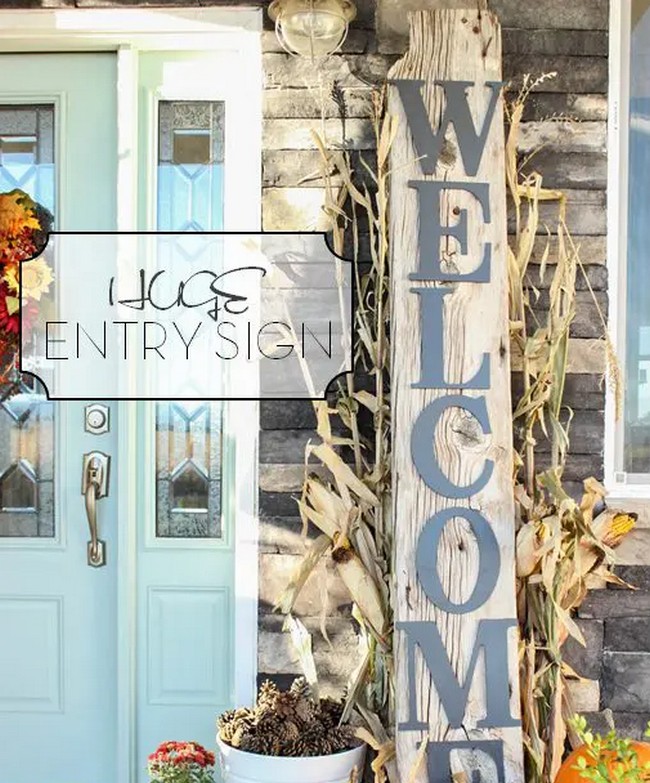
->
<box><xmin>264</xmin><ymin>88</ymin><xmax>608</xmax><ymax>123</ymax></box>
<box><xmin>263</xmin><ymin>88</ymin><xmax>375</xmax><ymax>120</ymax></box>
<box><xmin>527</xmin><ymin>263</ymin><xmax>608</xmax><ymax>290</ymax></box>
<box><xmin>264</xmin><ymin>149</ymin><xmax>375</xmax><ymax>187</ymax></box>
<box><xmin>263</xmin><ymin>53</ymin><xmax>396</xmax><ymax>90</ymax></box>
<box><xmin>613</xmin><ymin>529</ymin><xmax>650</xmax><ymax>567</ymax></box>
<box><xmin>262</xmin><ymin>187</ymin><xmax>332</xmax><ymax>230</ymax></box>
<box><xmin>524</xmin><ymin>150</ymin><xmax>607</xmax><ymax>190</ymax></box>
<box><xmin>377</xmin><ymin>0</ymin><xmax>609</xmax><ymax>53</ymax></box>
<box><xmin>502</xmin><ymin>28</ymin><xmax>608</xmax><ymax>56</ymax></box>
<box><xmin>491</xmin><ymin>0</ymin><xmax>609</xmax><ymax>29</ymax></box>
<box><xmin>263</xmin><ymin>118</ymin><xmax>374</xmax><ymax>150</ymax></box>
<box><xmin>389</xmin><ymin>9</ymin><xmax>523</xmax><ymax>783</ymax></box>
<box><xmin>517</xmin><ymin>120</ymin><xmax>606</xmax><ymax>153</ymax></box>
<box><xmin>259</xmin><ymin>464</ymin><xmax>326</xmax><ymax>493</ymax></box>
<box><xmin>511</xmin><ymin>337</ymin><xmax>605</xmax><ymax>374</ymax></box>
<box><xmin>259</xmin><ymin>553</ymin><xmax>350</xmax><ymax>616</ymax></box>
<box><xmin>529</xmin><ymin>290</ymin><xmax>608</xmax><ymax>339</ymax></box>
<box><xmin>525</xmin><ymin>234</ymin><xmax>607</xmax><ymax>265</ymax></box>
<box><xmin>535</xmin><ymin>453</ymin><xmax>605</xmax><ymax>481</ymax></box>
<box><xmin>260</xmin><ymin>399</ymin><xmax>318</xmax><ymax>429</ymax></box>
<box><xmin>529</xmin><ymin>409</ymin><xmax>605</xmax><ymax>454</ymax></box>
<box><xmin>259</xmin><ymin>491</ymin><xmax>304</xmax><ymax>518</ymax></box>
<box><xmin>258</xmin><ymin>615</ymin><xmax>361</xmax><ymax>696</ymax></box>
<box><xmin>503</xmin><ymin>55</ymin><xmax>608</xmax><ymax>94</ymax></box>
<box><xmin>512</xmin><ymin>372</ymin><xmax>605</xmax><ymax>412</ymax></box>
<box><xmin>259</xmin><ymin>429</ymin><xmax>315</xmax><ymax>463</ymax></box>
<box><xmin>516</xmin><ymin>92</ymin><xmax>608</xmax><ymax>122</ymax></box>
<box><xmin>263</xmin><ymin>148</ymin><xmax>606</xmax><ymax>191</ymax></box>
<box><xmin>507</xmin><ymin>189</ymin><xmax>607</xmax><ymax>235</ymax></box>
<box><xmin>262</xmin><ymin>28</ymin><xmax>373</xmax><ymax>54</ymax></box>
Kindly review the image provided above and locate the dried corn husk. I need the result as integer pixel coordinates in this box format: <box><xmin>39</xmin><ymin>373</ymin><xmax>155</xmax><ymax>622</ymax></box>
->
<box><xmin>508</xmin><ymin>75</ymin><xmax>633</xmax><ymax>783</ymax></box>
<box><xmin>274</xmin><ymin>88</ymin><xmax>394</xmax><ymax>775</ymax></box>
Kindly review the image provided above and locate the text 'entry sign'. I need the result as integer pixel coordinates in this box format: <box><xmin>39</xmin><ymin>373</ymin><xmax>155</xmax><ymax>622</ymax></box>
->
<box><xmin>20</xmin><ymin>232</ymin><xmax>352</xmax><ymax>400</ymax></box>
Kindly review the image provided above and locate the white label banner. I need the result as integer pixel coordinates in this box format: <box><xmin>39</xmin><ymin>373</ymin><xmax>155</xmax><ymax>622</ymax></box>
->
<box><xmin>21</xmin><ymin>232</ymin><xmax>352</xmax><ymax>400</ymax></box>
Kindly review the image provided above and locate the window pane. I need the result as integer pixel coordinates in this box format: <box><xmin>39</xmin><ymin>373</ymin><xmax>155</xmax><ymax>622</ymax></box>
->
<box><xmin>0</xmin><ymin>106</ymin><xmax>55</xmax><ymax>538</ymax></box>
<box><xmin>0</xmin><ymin>377</ymin><xmax>54</xmax><ymax>537</ymax></box>
<box><xmin>625</xmin><ymin>3</ymin><xmax>650</xmax><ymax>472</ymax></box>
<box><xmin>155</xmin><ymin>402</ymin><xmax>223</xmax><ymax>539</ymax></box>
<box><xmin>0</xmin><ymin>105</ymin><xmax>55</xmax><ymax>215</ymax></box>
<box><xmin>155</xmin><ymin>101</ymin><xmax>225</xmax><ymax>538</ymax></box>
<box><xmin>157</xmin><ymin>100</ymin><xmax>225</xmax><ymax>231</ymax></box>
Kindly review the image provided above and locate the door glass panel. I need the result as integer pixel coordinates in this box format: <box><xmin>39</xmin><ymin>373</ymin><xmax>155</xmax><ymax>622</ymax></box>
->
<box><xmin>155</xmin><ymin>101</ymin><xmax>225</xmax><ymax>539</ymax></box>
<box><xmin>0</xmin><ymin>376</ymin><xmax>54</xmax><ymax>537</ymax></box>
<box><xmin>156</xmin><ymin>402</ymin><xmax>223</xmax><ymax>538</ymax></box>
<box><xmin>0</xmin><ymin>105</ymin><xmax>55</xmax><ymax>214</ymax></box>
<box><xmin>0</xmin><ymin>105</ymin><xmax>55</xmax><ymax>538</ymax></box>
<box><xmin>157</xmin><ymin>100</ymin><xmax>225</xmax><ymax>231</ymax></box>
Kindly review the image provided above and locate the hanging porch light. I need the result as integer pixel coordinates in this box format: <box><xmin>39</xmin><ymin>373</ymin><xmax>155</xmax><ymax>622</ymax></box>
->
<box><xmin>268</xmin><ymin>0</ymin><xmax>357</xmax><ymax>58</ymax></box>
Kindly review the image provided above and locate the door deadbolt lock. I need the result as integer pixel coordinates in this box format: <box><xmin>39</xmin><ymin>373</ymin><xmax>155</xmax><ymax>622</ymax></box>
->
<box><xmin>82</xmin><ymin>451</ymin><xmax>110</xmax><ymax>568</ymax></box>
<box><xmin>85</xmin><ymin>403</ymin><xmax>109</xmax><ymax>435</ymax></box>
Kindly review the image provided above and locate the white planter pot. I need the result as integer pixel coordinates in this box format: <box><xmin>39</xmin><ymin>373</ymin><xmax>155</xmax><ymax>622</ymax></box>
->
<box><xmin>217</xmin><ymin>737</ymin><xmax>366</xmax><ymax>783</ymax></box>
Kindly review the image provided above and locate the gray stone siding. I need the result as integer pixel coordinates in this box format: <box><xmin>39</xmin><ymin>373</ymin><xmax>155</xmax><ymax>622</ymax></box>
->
<box><xmin>6</xmin><ymin>0</ymin><xmax>650</xmax><ymax>735</ymax></box>
<box><xmin>259</xmin><ymin>0</ymin><xmax>387</xmax><ymax>694</ymax></box>
<box><xmin>259</xmin><ymin>0</ymin><xmax>613</xmax><ymax>700</ymax></box>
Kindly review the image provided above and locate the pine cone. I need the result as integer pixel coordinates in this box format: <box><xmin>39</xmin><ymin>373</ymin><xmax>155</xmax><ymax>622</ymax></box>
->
<box><xmin>257</xmin><ymin>679</ymin><xmax>279</xmax><ymax>712</ymax></box>
<box><xmin>240</xmin><ymin>730</ymin><xmax>278</xmax><ymax>756</ymax></box>
<box><xmin>319</xmin><ymin>698</ymin><xmax>344</xmax><ymax>729</ymax></box>
<box><xmin>218</xmin><ymin>708</ymin><xmax>237</xmax><ymax>728</ymax></box>
<box><xmin>218</xmin><ymin>722</ymin><xmax>235</xmax><ymax>744</ymax></box>
<box><xmin>290</xmin><ymin>724</ymin><xmax>329</xmax><ymax>757</ymax></box>
<box><xmin>273</xmin><ymin>691</ymin><xmax>298</xmax><ymax>720</ymax></box>
<box><xmin>229</xmin><ymin>725</ymin><xmax>247</xmax><ymax>748</ymax></box>
<box><xmin>329</xmin><ymin>725</ymin><xmax>355</xmax><ymax>753</ymax></box>
<box><xmin>218</xmin><ymin>677</ymin><xmax>352</xmax><ymax>758</ymax></box>
<box><xmin>290</xmin><ymin>676</ymin><xmax>312</xmax><ymax>701</ymax></box>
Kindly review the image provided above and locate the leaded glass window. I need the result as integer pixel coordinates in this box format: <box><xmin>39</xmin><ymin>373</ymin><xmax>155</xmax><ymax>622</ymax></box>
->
<box><xmin>0</xmin><ymin>105</ymin><xmax>55</xmax><ymax>214</ymax></box>
<box><xmin>155</xmin><ymin>101</ymin><xmax>225</xmax><ymax>538</ymax></box>
<box><xmin>157</xmin><ymin>100</ymin><xmax>225</xmax><ymax>231</ymax></box>
<box><xmin>0</xmin><ymin>105</ymin><xmax>55</xmax><ymax>538</ymax></box>
<box><xmin>155</xmin><ymin>402</ymin><xmax>223</xmax><ymax>538</ymax></box>
<box><xmin>0</xmin><ymin>376</ymin><xmax>54</xmax><ymax>537</ymax></box>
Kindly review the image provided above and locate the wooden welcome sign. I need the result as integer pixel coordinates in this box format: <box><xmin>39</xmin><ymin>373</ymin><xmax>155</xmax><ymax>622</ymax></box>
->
<box><xmin>388</xmin><ymin>10</ymin><xmax>524</xmax><ymax>783</ymax></box>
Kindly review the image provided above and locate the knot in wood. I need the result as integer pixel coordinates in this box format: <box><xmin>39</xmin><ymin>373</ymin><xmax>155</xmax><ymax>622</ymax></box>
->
<box><xmin>439</xmin><ymin>136</ymin><xmax>457</xmax><ymax>168</ymax></box>
<box><xmin>450</xmin><ymin>407</ymin><xmax>489</xmax><ymax>451</ymax></box>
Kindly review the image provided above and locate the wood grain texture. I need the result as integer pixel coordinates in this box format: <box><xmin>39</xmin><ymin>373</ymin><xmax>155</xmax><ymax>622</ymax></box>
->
<box><xmin>388</xmin><ymin>10</ymin><xmax>523</xmax><ymax>783</ymax></box>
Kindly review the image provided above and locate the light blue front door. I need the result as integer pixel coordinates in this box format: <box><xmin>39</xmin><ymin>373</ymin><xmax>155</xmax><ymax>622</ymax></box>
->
<box><xmin>0</xmin><ymin>53</ymin><xmax>120</xmax><ymax>783</ymax></box>
<box><xmin>0</xmin><ymin>51</ymin><xmax>240</xmax><ymax>783</ymax></box>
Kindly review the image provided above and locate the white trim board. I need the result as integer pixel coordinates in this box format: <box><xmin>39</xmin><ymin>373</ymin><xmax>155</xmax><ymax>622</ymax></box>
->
<box><xmin>604</xmin><ymin>0</ymin><xmax>650</xmax><ymax>498</ymax></box>
<box><xmin>0</xmin><ymin>9</ymin><xmax>262</xmax><ymax>782</ymax></box>
<box><xmin>0</xmin><ymin>8</ymin><xmax>261</xmax><ymax>51</ymax></box>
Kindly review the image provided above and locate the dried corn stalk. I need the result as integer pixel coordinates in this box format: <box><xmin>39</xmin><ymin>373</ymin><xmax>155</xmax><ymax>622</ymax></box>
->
<box><xmin>275</xmin><ymin>88</ymin><xmax>396</xmax><ymax>782</ymax></box>
<box><xmin>277</xmin><ymin>73</ymin><xmax>633</xmax><ymax>783</ymax></box>
<box><xmin>508</xmin><ymin>75</ymin><xmax>635</xmax><ymax>783</ymax></box>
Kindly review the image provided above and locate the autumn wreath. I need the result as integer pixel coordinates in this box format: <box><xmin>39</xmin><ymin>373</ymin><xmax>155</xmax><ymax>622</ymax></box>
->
<box><xmin>0</xmin><ymin>189</ymin><xmax>54</xmax><ymax>384</ymax></box>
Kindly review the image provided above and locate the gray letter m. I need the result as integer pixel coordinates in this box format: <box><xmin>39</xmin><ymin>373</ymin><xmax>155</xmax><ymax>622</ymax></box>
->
<box><xmin>397</xmin><ymin>619</ymin><xmax>520</xmax><ymax>730</ymax></box>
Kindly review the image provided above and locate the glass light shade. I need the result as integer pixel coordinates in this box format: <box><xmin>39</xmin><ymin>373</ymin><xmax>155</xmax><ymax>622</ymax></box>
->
<box><xmin>270</xmin><ymin>0</ymin><xmax>356</xmax><ymax>57</ymax></box>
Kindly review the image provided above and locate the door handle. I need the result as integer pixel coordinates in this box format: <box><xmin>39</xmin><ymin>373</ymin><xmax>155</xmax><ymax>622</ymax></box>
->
<box><xmin>81</xmin><ymin>451</ymin><xmax>110</xmax><ymax>568</ymax></box>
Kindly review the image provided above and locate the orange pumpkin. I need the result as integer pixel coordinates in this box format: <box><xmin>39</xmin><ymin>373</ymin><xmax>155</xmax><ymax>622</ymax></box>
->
<box><xmin>555</xmin><ymin>742</ymin><xmax>650</xmax><ymax>783</ymax></box>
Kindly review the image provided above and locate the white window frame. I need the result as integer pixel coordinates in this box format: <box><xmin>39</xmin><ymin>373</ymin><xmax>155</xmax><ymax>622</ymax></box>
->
<box><xmin>604</xmin><ymin>0</ymin><xmax>650</xmax><ymax>497</ymax></box>
<box><xmin>0</xmin><ymin>9</ymin><xmax>262</xmax><ymax>782</ymax></box>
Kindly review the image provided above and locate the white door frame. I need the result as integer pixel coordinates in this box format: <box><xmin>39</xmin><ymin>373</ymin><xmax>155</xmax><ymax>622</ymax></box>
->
<box><xmin>0</xmin><ymin>9</ymin><xmax>262</xmax><ymax>782</ymax></box>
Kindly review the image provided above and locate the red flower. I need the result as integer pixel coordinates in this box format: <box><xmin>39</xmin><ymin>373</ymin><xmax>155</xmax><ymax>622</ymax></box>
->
<box><xmin>147</xmin><ymin>740</ymin><xmax>216</xmax><ymax>778</ymax></box>
<box><xmin>0</xmin><ymin>283</ymin><xmax>20</xmax><ymax>335</ymax></box>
